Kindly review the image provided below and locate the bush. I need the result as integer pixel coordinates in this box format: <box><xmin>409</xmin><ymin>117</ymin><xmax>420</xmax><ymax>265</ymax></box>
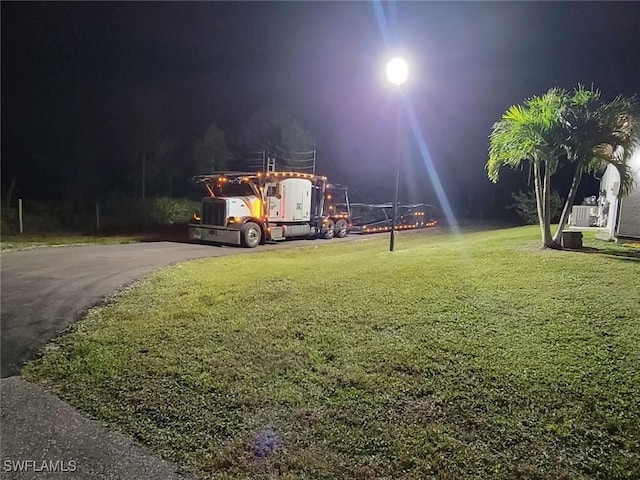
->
<box><xmin>1</xmin><ymin>208</ymin><xmax>18</xmax><ymax>235</ymax></box>
<box><xmin>99</xmin><ymin>197</ymin><xmax>200</xmax><ymax>228</ymax></box>
<box><xmin>1</xmin><ymin>203</ymin><xmax>66</xmax><ymax>234</ymax></box>
<box><xmin>508</xmin><ymin>190</ymin><xmax>564</xmax><ymax>224</ymax></box>
<box><xmin>143</xmin><ymin>197</ymin><xmax>200</xmax><ymax>224</ymax></box>
<box><xmin>1</xmin><ymin>197</ymin><xmax>201</xmax><ymax>234</ymax></box>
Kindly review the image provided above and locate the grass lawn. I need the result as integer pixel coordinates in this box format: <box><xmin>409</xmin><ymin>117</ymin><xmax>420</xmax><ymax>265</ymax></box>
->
<box><xmin>23</xmin><ymin>226</ymin><xmax>640</xmax><ymax>479</ymax></box>
<box><xmin>0</xmin><ymin>233</ymin><xmax>141</xmax><ymax>251</ymax></box>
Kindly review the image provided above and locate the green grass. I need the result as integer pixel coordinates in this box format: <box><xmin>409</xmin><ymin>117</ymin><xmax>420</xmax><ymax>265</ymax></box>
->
<box><xmin>0</xmin><ymin>233</ymin><xmax>141</xmax><ymax>250</ymax></box>
<box><xmin>23</xmin><ymin>226</ymin><xmax>640</xmax><ymax>479</ymax></box>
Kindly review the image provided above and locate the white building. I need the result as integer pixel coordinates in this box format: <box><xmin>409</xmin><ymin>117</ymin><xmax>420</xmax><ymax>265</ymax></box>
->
<box><xmin>595</xmin><ymin>148</ymin><xmax>640</xmax><ymax>241</ymax></box>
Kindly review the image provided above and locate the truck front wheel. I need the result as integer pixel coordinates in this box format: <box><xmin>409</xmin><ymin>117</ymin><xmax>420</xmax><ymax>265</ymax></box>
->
<box><xmin>241</xmin><ymin>222</ymin><xmax>262</xmax><ymax>248</ymax></box>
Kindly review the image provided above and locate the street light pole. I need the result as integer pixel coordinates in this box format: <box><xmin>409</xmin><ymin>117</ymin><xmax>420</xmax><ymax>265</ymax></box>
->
<box><xmin>386</xmin><ymin>56</ymin><xmax>409</xmax><ymax>252</ymax></box>
<box><xmin>390</xmin><ymin>97</ymin><xmax>402</xmax><ymax>252</ymax></box>
<box><xmin>389</xmin><ymin>134</ymin><xmax>401</xmax><ymax>252</ymax></box>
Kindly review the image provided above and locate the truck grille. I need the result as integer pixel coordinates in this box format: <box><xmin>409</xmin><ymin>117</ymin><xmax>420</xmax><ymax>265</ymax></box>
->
<box><xmin>202</xmin><ymin>200</ymin><xmax>226</xmax><ymax>226</ymax></box>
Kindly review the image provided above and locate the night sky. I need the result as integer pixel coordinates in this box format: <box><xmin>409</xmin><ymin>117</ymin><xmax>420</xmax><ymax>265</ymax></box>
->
<box><xmin>2</xmin><ymin>2</ymin><xmax>639</xmax><ymax>217</ymax></box>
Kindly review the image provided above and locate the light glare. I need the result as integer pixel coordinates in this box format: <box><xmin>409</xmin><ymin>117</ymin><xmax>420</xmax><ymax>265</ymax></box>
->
<box><xmin>386</xmin><ymin>57</ymin><xmax>409</xmax><ymax>86</ymax></box>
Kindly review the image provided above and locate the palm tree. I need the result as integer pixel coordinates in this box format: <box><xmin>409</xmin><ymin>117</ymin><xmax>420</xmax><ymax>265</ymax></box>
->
<box><xmin>487</xmin><ymin>89</ymin><xmax>569</xmax><ymax>248</ymax></box>
<box><xmin>552</xmin><ymin>86</ymin><xmax>639</xmax><ymax>242</ymax></box>
<box><xmin>488</xmin><ymin>86</ymin><xmax>638</xmax><ymax>249</ymax></box>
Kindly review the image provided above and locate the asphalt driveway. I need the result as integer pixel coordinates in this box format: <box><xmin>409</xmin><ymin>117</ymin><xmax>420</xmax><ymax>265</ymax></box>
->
<box><xmin>1</xmin><ymin>237</ymin><xmax>361</xmax><ymax>378</ymax></box>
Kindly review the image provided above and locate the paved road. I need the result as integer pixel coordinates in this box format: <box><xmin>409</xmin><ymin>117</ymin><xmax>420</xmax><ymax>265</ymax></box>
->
<box><xmin>0</xmin><ymin>237</ymin><xmax>363</xmax><ymax>378</ymax></box>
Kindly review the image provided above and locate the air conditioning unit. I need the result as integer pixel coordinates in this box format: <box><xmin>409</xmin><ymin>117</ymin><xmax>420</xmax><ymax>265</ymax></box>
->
<box><xmin>570</xmin><ymin>206</ymin><xmax>598</xmax><ymax>227</ymax></box>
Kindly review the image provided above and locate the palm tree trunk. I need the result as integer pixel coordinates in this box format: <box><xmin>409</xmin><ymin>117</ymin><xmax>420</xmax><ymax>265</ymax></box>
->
<box><xmin>542</xmin><ymin>163</ymin><xmax>556</xmax><ymax>248</ymax></box>
<box><xmin>553</xmin><ymin>160</ymin><xmax>584</xmax><ymax>243</ymax></box>
<box><xmin>533</xmin><ymin>161</ymin><xmax>543</xmax><ymax>220</ymax></box>
<box><xmin>533</xmin><ymin>160</ymin><xmax>547</xmax><ymax>248</ymax></box>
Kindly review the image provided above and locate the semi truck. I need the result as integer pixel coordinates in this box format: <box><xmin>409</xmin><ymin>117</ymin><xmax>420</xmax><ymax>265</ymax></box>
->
<box><xmin>188</xmin><ymin>170</ymin><xmax>351</xmax><ymax>247</ymax></box>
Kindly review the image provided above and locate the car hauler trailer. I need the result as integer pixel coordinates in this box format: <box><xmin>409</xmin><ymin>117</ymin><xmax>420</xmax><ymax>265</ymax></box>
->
<box><xmin>347</xmin><ymin>203</ymin><xmax>437</xmax><ymax>234</ymax></box>
<box><xmin>188</xmin><ymin>170</ymin><xmax>351</xmax><ymax>247</ymax></box>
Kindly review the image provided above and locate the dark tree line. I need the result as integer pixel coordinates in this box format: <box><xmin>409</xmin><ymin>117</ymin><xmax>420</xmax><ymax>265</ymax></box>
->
<box><xmin>2</xmin><ymin>99</ymin><xmax>316</xmax><ymax>205</ymax></box>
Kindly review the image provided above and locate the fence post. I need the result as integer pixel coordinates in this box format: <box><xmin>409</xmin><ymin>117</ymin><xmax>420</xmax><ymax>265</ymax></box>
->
<box><xmin>96</xmin><ymin>202</ymin><xmax>100</xmax><ymax>233</ymax></box>
<box><xmin>18</xmin><ymin>198</ymin><xmax>24</xmax><ymax>235</ymax></box>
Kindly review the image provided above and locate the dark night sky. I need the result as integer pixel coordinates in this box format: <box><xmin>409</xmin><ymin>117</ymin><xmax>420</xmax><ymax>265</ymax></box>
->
<box><xmin>2</xmin><ymin>1</ymin><xmax>639</xmax><ymax>216</ymax></box>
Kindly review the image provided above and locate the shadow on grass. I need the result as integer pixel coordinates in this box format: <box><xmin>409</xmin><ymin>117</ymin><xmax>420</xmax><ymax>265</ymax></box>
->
<box><xmin>564</xmin><ymin>245</ymin><xmax>640</xmax><ymax>263</ymax></box>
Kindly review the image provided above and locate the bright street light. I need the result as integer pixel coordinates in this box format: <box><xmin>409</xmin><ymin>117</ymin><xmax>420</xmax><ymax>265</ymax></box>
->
<box><xmin>386</xmin><ymin>56</ymin><xmax>408</xmax><ymax>252</ymax></box>
<box><xmin>386</xmin><ymin>57</ymin><xmax>409</xmax><ymax>86</ymax></box>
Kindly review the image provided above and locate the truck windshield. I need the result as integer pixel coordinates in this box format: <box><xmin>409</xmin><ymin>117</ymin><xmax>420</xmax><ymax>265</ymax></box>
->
<box><xmin>214</xmin><ymin>182</ymin><xmax>255</xmax><ymax>197</ymax></box>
